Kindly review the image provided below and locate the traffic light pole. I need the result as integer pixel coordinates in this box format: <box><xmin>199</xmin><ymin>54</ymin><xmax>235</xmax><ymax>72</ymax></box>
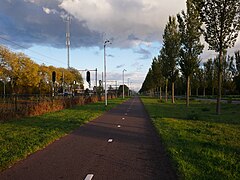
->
<box><xmin>78</xmin><ymin>69</ymin><xmax>98</xmax><ymax>89</ymax></box>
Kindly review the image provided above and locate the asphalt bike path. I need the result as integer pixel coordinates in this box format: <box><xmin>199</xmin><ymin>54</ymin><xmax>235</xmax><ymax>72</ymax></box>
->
<box><xmin>0</xmin><ymin>96</ymin><xmax>177</xmax><ymax>180</ymax></box>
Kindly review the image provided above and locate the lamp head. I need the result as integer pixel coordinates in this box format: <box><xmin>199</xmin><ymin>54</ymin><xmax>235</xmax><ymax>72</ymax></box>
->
<box><xmin>104</xmin><ymin>39</ymin><xmax>112</xmax><ymax>46</ymax></box>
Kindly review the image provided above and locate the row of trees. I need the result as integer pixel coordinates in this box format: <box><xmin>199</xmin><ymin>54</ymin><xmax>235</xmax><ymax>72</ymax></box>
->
<box><xmin>141</xmin><ymin>50</ymin><xmax>240</xmax><ymax>95</ymax></box>
<box><xmin>140</xmin><ymin>0</ymin><xmax>240</xmax><ymax>114</ymax></box>
<box><xmin>0</xmin><ymin>46</ymin><xmax>83</xmax><ymax>95</ymax></box>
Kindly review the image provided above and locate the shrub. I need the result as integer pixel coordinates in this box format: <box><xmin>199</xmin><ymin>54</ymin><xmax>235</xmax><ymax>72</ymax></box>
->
<box><xmin>201</xmin><ymin>107</ymin><xmax>210</xmax><ymax>112</ymax></box>
<box><xmin>0</xmin><ymin>95</ymin><xmax>110</xmax><ymax>122</ymax></box>
<box><xmin>187</xmin><ymin>112</ymin><xmax>199</xmax><ymax>120</ymax></box>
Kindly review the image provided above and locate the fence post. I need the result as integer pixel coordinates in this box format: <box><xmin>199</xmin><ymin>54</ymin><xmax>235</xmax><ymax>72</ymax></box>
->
<box><xmin>14</xmin><ymin>94</ymin><xmax>17</xmax><ymax>112</ymax></box>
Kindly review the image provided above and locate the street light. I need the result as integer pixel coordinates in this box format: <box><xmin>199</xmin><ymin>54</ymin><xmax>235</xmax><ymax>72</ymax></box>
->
<box><xmin>104</xmin><ymin>39</ymin><xmax>111</xmax><ymax>106</ymax></box>
<box><xmin>128</xmin><ymin>78</ymin><xmax>130</xmax><ymax>97</ymax></box>
<box><xmin>130</xmin><ymin>82</ymin><xmax>132</xmax><ymax>96</ymax></box>
<box><xmin>122</xmin><ymin>69</ymin><xmax>127</xmax><ymax>99</ymax></box>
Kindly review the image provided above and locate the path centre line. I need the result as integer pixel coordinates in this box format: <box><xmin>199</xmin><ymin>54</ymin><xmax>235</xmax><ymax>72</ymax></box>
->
<box><xmin>108</xmin><ymin>139</ymin><xmax>113</xmax><ymax>143</ymax></box>
<box><xmin>84</xmin><ymin>174</ymin><xmax>94</xmax><ymax>180</ymax></box>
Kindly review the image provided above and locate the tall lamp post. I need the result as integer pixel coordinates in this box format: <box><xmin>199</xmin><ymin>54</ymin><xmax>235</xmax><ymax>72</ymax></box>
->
<box><xmin>130</xmin><ymin>82</ymin><xmax>132</xmax><ymax>96</ymax></box>
<box><xmin>122</xmin><ymin>69</ymin><xmax>127</xmax><ymax>99</ymax></box>
<box><xmin>104</xmin><ymin>39</ymin><xmax>111</xmax><ymax>106</ymax></box>
<box><xmin>128</xmin><ymin>78</ymin><xmax>130</xmax><ymax>97</ymax></box>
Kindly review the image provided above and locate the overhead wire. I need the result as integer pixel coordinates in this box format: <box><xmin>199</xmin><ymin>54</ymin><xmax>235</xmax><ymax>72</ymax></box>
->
<box><xmin>0</xmin><ymin>35</ymin><xmax>66</xmax><ymax>66</ymax></box>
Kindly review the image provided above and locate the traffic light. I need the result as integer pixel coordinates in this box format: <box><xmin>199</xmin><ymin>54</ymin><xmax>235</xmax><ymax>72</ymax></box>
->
<box><xmin>86</xmin><ymin>71</ymin><xmax>90</xmax><ymax>82</ymax></box>
<box><xmin>52</xmin><ymin>71</ymin><xmax>56</xmax><ymax>83</ymax></box>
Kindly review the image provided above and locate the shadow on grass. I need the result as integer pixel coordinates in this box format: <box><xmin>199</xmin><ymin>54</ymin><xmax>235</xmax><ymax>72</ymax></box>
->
<box><xmin>142</xmin><ymin>97</ymin><xmax>240</xmax><ymax>179</ymax></box>
<box><xmin>0</xmin><ymin>98</ymin><xmax>127</xmax><ymax>171</ymax></box>
<box><xmin>4</xmin><ymin>100</ymin><xmax>122</xmax><ymax>134</ymax></box>
<box><xmin>142</xmin><ymin>98</ymin><xmax>240</xmax><ymax>125</ymax></box>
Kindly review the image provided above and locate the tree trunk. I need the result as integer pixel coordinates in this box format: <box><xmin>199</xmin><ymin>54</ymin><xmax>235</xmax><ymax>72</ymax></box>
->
<box><xmin>212</xmin><ymin>87</ymin><xmax>214</xmax><ymax>96</ymax></box>
<box><xmin>203</xmin><ymin>87</ymin><xmax>206</xmax><ymax>97</ymax></box>
<box><xmin>172</xmin><ymin>82</ymin><xmax>175</xmax><ymax>103</ymax></box>
<box><xmin>165</xmin><ymin>79</ymin><xmax>168</xmax><ymax>102</ymax></box>
<box><xmin>190</xmin><ymin>84</ymin><xmax>192</xmax><ymax>96</ymax></box>
<box><xmin>216</xmin><ymin>50</ymin><xmax>223</xmax><ymax>115</ymax></box>
<box><xmin>196</xmin><ymin>87</ymin><xmax>199</xmax><ymax>96</ymax></box>
<box><xmin>159</xmin><ymin>87</ymin><xmax>162</xmax><ymax>101</ymax></box>
<box><xmin>186</xmin><ymin>76</ymin><xmax>190</xmax><ymax>107</ymax></box>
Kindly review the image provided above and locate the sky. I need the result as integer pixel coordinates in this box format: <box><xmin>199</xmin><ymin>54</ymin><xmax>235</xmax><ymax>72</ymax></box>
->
<box><xmin>0</xmin><ymin>0</ymin><xmax>240</xmax><ymax>91</ymax></box>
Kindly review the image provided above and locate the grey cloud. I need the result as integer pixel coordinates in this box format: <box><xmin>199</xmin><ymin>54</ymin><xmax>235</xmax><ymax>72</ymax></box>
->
<box><xmin>0</xmin><ymin>0</ymin><xmax>188</xmax><ymax>49</ymax></box>
<box><xmin>116</xmin><ymin>64</ymin><xmax>125</xmax><ymax>69</ymax></box>
<box><xmin>58</xmin><ymin>0</ymin><xmax>186</xmax><ymax>48</ymax></box>
<box><xmin>128</xmin><ymin>34</ymin><xmax>140</xmax><ymax>41</ymax></box>
<box><xmin>134</xmin><ymin>47</ymin><xmax>152</xmax><ymax>60</ymax></box>
<box><xmin>108</xmin><ymin>0</ymin><xmax>143</xmax><ymax>12</ymax></box>
<box><xmin>0</xmin><ymin>0</ymin><xmax>102</xmax><ymax>49</ymax></box>
<box><xmin>131</xmin><ymin>62</ymin><xmax>144</xmax><ymax>72</ymax></box>
<box><xmin>107</xmin><ymin>54</ymin><xmax>114</xmax><ymax>58</ymax></box>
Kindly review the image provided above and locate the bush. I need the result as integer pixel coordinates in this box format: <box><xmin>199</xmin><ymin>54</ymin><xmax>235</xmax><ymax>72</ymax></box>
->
<box><xmin>201</xmin><ymin>107</ymin><xmax>210</xmax><ymax>112</ymax></box>
<box><xmin>0</xmin><ymin>95</ymin><xmax>107</xmax><ymax>122</ymax></box>
<box><xmin>187</xmin><ymin>112</ymin><xmax>199</xmax><ymax>120</ymax></box>
<box><xmin>227</xmin><ymin>98</ymin><xmax>232</xmax><ymax>104</ymax></box>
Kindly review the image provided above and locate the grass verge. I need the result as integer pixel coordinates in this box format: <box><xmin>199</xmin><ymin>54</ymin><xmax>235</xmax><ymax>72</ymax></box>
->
<box><xmin>141</xmin><ymin>97</ymin><xmax>240</xmax><ymax>179</ymax></box>
<box><xmin>0</xmin><ymin>98</ymin><xmax>126</xmax><ymax>171</ymax></box>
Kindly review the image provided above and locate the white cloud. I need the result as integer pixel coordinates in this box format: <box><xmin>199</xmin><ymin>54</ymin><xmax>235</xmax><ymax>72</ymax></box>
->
<box><xmin>59</xmin><ymin>0</ymin><xmax>186</xmax><ymax>48</ymax></box>
<box><xmin>200</xmin><ymin>35</ymin><xmax>240</xmax><ymax>62</ymax></box>
<box><xmin>105</xmin><ymin>71</ymin><xmax>146</xmax><ymax>91</ymax></box>
<box><xmin>24</xmin><ymin>0</ymin><xmax>36</xmax><ymax>3</ymax></box>
<box><xmin>42</xmin><ymin>7</ymin><xmax>51</xmax><ymax>14</ymax></box>
<box><xmin>81</xmin><ymin>70</ymin><xmax>144</xmax><ymax>91</ymax></box>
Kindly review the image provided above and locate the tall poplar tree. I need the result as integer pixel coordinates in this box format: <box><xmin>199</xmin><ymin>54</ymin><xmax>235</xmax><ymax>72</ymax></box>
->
<box><xmin>140</xmin><ymin>68</ymin><xmax>154</xmax><ymax>95</ymax></box>
<box><xmin>151</xmin><ymin>57</ymin><xmax>164</xmax><ymax>100</ymax></box>
<box><xmin>157</xmin><ymin>55</ymin><xmax>165</xmax><ymax>100</ymax></box>
<box><xmin>204</xmin><ymin>59</ymin><xmax>215</xmax><ymax>95</ymax></box>
<box><xmin>236</xmin><ymin>51</ymin><xmax>240</xmax><ymax>75</ymax></box>
<box><xmin>159</xmin><ymin>48</ymin><xmax>169</xmax><ymax>102</ymax></box>
<box><xmin>177</xmin><ymin>0</ymin><xmax>204</xmax><ymax>106</ymax></box>
<box><xmin>234</xmin><ymin>51</ymin><xmax>240</xmax><ymax>93</ymax></box>
<box><xmin>161</xmin><ymin>16</ymin><xmax>181</xmax><ymax>103</ymax></box>
<box><xmin>195</xmin><ymin>0</ymin><xmax>240</xmax><ymax>114</ymax></box>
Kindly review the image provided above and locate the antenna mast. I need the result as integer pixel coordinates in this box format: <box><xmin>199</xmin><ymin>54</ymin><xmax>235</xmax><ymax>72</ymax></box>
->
<box><xmin>66</xmin><ymin>15</ymin><xmax>71</xmax><ymax>69</ymax></box>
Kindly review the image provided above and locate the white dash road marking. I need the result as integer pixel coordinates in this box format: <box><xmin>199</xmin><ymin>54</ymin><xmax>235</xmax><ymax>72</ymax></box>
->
<box><xmin>84</xmin><ymin>174</ymin><xmax>94</xmax><ymax>180</ymax></box>
<box><xmin>108</xmin><ymin>139</ymin><xmax>113</xmax><ymax>143</ymax></box>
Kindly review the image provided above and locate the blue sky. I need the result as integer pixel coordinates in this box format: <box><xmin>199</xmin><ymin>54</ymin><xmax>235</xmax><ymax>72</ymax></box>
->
<box><xmin>1</xmin><ymin>0</ymin><xmax>240</xmax><ymax>91</ymax></box>
<box><xmin>18</xmin><ymin>42</ymin><xmax>161</xmax><ymax>91</ymax></box>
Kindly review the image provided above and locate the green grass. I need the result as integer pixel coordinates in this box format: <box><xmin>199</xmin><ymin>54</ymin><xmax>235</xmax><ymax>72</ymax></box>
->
<box><xmin>194</xmin><ymin>95</ymin><xmax>240</xmax><ymax>101</ymax></box>
<box><xmin>141</xmin><ymin>97</ymin><xmax>240</xmax><ymax>180</ymax></box>
<box><xmin>0</xmin><ymin>98</ymin><xmax>126</xmax><ymax>171</ymax></box>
